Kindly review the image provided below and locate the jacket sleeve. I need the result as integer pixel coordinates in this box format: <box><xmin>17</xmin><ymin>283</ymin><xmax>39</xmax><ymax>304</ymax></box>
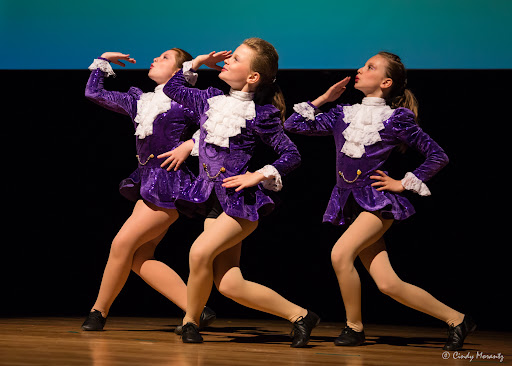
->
<box><xmin>284</xmin><ymin>101</ymin><xmax>345</xmax><ymax>136</ymax></box>
<box><xmin>163</xmin><ymin>68</ymin><xmax>222</xmax><ymax>118</ymax></box>
<box><xmin>253</xmin><ymin>106</ymin><xmax>301</xmax><ymax>191</ymax></box>
<box><xmin>392</xmin><ymin>108</ymin><xmax>449</xmax><ymax>195</ymax></box>
<box><xmin>85</xmin><ymin>59</ymin><xmax>140</xmax><ymax>118</ymax></box>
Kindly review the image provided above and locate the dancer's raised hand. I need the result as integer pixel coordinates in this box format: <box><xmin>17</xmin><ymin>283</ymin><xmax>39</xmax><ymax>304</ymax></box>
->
<box><xmin>99</xmin><ymin>52</ymin><xmax>136</xmax><ymax>67</ymax></box>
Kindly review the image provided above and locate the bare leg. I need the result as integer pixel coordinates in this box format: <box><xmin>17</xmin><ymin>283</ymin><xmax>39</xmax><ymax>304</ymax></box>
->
<box><xmin>90</xmin><ymin>200</ymin><xmax>179</xmax><ymax>316</ymax></box>
<box><xmin>330</xmin><ymin>212</ymin><xmax>393</xmax><ymax>331</ymax></box>
<box><xmin>131</xmin><ymin>230</ymin><xmax>187</xmax><ymax>311</ymax></box>
<box><xmin>359</xmin><ymin>239</ymin><xmax>464</xmax><ymax>326</ymax></box>
<box><xmin>212</xmin><ymin>242</ymin><xmax>307</xmax><ymax>322</ymax></box>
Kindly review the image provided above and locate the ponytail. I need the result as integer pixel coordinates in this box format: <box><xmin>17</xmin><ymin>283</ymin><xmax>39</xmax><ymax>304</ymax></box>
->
<box><xmin>254</xmin><ymin>82</ymin><xmax>286</xmax><ymax>122</ymax></box>
<box><xmin>390</xmin><ymin>88</ymin><xmax>418</xmax><ymax>120</ymax></box>
<box><xmin>378</xmin><ymin>51</ymin><xmax>419</xmax><ymax>122</ymax></box>
<box><xmin>272</xmin><ymin>84</ymin><xmax>286</xmax><ymax>122</ymax></box>
<box><xmin>242</xmin><ymin>37</ymin><xmax>286</xmax><ymax>121</ymax></box>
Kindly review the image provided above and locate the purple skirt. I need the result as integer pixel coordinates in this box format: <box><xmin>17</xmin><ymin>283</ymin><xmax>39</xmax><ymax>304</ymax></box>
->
<box><xmin>174</xmin><ymin>177</ymin><xmax>275</xmax><ymax>222</ymax></box>
<box><xmin>119</xmin><ymin>165</ymin><xmax>194</xmax><ymax>209</ymax></box>
<box><xmin>323</xmin><ymin>185</ymin><xmax>415</xmax><ymax>226</ymax></box>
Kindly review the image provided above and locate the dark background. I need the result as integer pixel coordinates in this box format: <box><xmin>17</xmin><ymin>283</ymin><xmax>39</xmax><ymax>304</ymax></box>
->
<box><xmin>2</xmin><ymin>68</ymin><xmax>509</xmax><ymax>331</ymax></box>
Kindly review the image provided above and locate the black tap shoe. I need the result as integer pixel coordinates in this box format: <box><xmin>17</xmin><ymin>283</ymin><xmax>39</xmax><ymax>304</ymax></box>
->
<box><xmin>81</xmin><ymin>310</ymin><xmax>107</xmax><ymax>331</ymax></box>
<box><xmin>443</xmin><ymin>315</ymin><xmax>476</xmax><ymax>351</ymax></box>
<box><xmin>181</xmin><ymin>322</ymin><xmax>204</xmax><ymax>343</ymax></box>
<box><xmin>174</xmin><ymin>306</ymin><xmax>217</xmax><ymax>335</ymax></box>
<box><xmin>334</xmin><ymin>326</ymin><xmax>365</xmax><ymax>346</ymax></box>
<box><xmin>290</xmin><ymin>310</ymin><xmax>320</xmax><ymax>348</ymax></box>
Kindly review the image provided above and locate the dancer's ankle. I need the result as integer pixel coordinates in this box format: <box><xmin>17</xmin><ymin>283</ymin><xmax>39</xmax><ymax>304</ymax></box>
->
<box><xmin>346</xmin><ymin>320</ymin><xmax>363</xmax><ymax>333</ymax></box>
<box><xmin>446</xmin><ymin>313</ymin><xmax>465</xmax><ymax>327</ymax></box>
<box><xmin>182</xmin><ymin>314</ymin><xmax>199</xmax><ymax>327</ymax></box>
<box><xmin>91</xmin><ymin>308</ymin><xmax>107</xmax><ymax>318</ymax></box>
<box><xmin>289</xmin><ymin>308</ymin><xmax>308</xmax><ymax>323</ymax></box>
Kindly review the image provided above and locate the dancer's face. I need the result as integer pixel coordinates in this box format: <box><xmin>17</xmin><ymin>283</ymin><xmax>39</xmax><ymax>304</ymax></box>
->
<box><xmin>219</xmin><ymin>44</ymin><xmax>260</xmax><ymax>92</ymax></box>
<box><xmin>148</xmin><ymin>50</ymin><xmax>180</xmax><ymax>85</ymax></box>
<box><xmin>354</xmin><ymin>55</ymin><xmax>393</xmax><ymax>97</ymax></box>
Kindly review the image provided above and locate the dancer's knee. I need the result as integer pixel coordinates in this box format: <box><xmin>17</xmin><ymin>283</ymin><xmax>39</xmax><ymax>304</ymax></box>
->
<box><xmin>215</xmin><ymin>268</ymin><xmax>244</xmax><ymax>298</ymax></box>
<box><xmin>189</xmin><ymin>243</ymin><xmax>214</xmax><ymax>272</ymax></box>
<box><xmin>375</xmin><ymin>277</ymin><xmax>403</xmax><ymax>297</ymax></box>
<box><xmin>331</xmin><ymin>244</ymin><xmax>355</xmax><ymax>273</ymax></box>
<box><xmin>110</xmin><ymin>233</ymin><xmax>136</xmax><ymax>259</ymax></box>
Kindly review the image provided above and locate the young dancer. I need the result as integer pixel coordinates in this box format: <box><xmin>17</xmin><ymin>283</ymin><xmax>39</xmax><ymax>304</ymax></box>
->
<box><xmin>82</xmin><ymin>49</ymin><xmax>215</xmax><ymax>331</ymax></box>
<box><xmin>284</xmin><ymin>52</ymin><xmax>475</xmax><ymax>351</ymax></box>
<box><xmin>162</xmin><ymin>38</ymin><xmax>319</xmax><ymax>347</ymax></box>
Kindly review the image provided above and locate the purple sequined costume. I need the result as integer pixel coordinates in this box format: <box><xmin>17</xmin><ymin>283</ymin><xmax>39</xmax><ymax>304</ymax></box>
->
<box><xmin>85</xmin><ymin>65</ymin><xmax>197</xmax><ymax>209</ymax></box>
<box><xmin>163</xmin><ymin>69</ymin><xmax>301</xmax><ymax>221</ymax></box>
<box><xmin>284</xmin><ymin>99</ymin><xmax>448</xmax><ymax>226</ymax></box>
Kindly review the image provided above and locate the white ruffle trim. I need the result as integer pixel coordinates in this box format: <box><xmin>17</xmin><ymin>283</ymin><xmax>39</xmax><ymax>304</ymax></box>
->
<box><xmin>341</xmin><ymin>97</ymin><xmax>394</xmax><ymax>158</ymax></box>
<box><xmin>182</xmin><ymin>60</ymin><xmax>198</xmax><ymax>86</ymax></box>
<box><xmin>256</xmin><ymin>165</ymin><xmax>283</xmax><ymax>192</ymax></box>
<box><xmin>401</xmin><ymin>172</ymin><xmax>431</xmax><ymax>196</ymax></box>
<box><xmin>203</xmin><ymin>89</ymin><xmax>255</xmax><ymax>148</ymax></box>
<box><xmin>88</xmin><ymin>59</ymin><xmax>116</xmax><ymax>77</ymax></box>
<box><xmin>191</xmin><ymin>129</ymin><xmax>200</xmax><ymax>157</ymax></box>
<box><xmin>293</xmin><ymin>102</ymin><xmax>316</xmax><ymax>121</ymax></box>
<box><xmin>134</xmin><ymin>84</ymin><xmax>172</xmax><ymax>139</ymax></box>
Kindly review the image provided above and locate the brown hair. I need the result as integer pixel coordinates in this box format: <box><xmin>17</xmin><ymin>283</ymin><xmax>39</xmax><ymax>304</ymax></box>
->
<box><xmin>378</xmin><ymin>51</ymin><xmax>419</xmax><ymax>121</ymax></box>
<box><xmin>242</xmin><ymin>38</ymin><xmax>286</xmax><ymax>121</ymax></box>
<box><xmin>171</xmin><ymin>48</ymin><xmax>193</xmax><ymax>69</ymax></box>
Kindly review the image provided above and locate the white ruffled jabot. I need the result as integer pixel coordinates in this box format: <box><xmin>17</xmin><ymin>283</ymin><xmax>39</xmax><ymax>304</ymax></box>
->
<box><xmin>203</xmin><ymin>89</ymin><xmax>256</xmax><ymax>148</ymax></box>
<box><xmin>134</xmin><ymin>84</ymin><xmax>172</xmax><ymax>139</ymax></box>
<box><xmin>341</xmin><ymin>97</ymin><xmax>393</xmax><ymax>158</ymax></box>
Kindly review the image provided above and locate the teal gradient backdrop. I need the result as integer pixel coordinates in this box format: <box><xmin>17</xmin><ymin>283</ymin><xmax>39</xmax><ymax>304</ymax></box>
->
<box><xmin>1</xmin><ymin>0</ymin><xmax>510</xmax><ymax>69</ymax></box>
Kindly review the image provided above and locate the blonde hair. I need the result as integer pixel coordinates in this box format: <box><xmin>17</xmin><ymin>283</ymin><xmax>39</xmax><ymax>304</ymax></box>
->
<box><xmin>170</xmin><ymin>48</ymin><xmax>193</xmax><ymax>69</ymax></box>
<box><xmin>378</xmin><ymin>51</ymin><xmax>419</xmax><ymax>121</ymax></box>
<box><xmin>242</xmin><ymin>38</ymin><xmax>286</xmax><ymax>121</ymax></box>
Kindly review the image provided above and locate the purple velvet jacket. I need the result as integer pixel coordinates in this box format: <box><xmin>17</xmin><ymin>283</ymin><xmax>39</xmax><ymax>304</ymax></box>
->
<box><xmin>85</xmin><ymin>66</ymin><xmax>197</xmax><ymax>209</ymax></box>
<box><xmin>163</xmin><ymin>69</ymin><xmax>301</xmax><ymax>221</ymax></box>
<box><xmin>284</xmin><ymin>102</ymin><xmax>449</xmax><ymax>225</ymax></box>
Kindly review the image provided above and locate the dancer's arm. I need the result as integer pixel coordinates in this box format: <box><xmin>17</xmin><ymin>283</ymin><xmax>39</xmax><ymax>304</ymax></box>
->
<box><xmin>284</xmin><ymin>77</ymin><xmax>350</xmax><ymax>136</ymax></box>
<box><xmin>163</xmin><ymin>51</ymin><xmax>231</xmax><ymax>116</ymax></box>
<box><xmin>372</xmin><ymin>109</ymin><xmax>449</xmax><ymax>196</ymax></box>
<box><xmin>222</xmin><ymin>108</ymin><xmax>301</xmax><ymax>192</ymax></box>
<box><xmin>85</xmin><ymin>52</ymin><xmax>140</xmax><ymax>117</ymax></box>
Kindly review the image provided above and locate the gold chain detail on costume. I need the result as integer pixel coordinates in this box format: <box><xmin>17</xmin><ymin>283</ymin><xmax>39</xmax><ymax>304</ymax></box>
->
<box><xmin>339</xmin><ymin>169</ymin><xmax>362</xmax><ymax>183</ymax></box>
<box><xmin>136</xmin><ymin>154</ymin><xmax>155</xmax><ymax>165</ymax></box>
<box><xmin>203</xmin><ymin>163</ymin><xmax>226</xmax><ymax>179</ymax></box>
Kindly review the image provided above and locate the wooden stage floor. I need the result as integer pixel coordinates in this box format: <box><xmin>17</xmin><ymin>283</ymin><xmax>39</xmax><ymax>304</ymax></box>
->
<box><xmin>0</xmin><ymin>317</ymin><xmax>510</xmax><ymax>365</ymax></box>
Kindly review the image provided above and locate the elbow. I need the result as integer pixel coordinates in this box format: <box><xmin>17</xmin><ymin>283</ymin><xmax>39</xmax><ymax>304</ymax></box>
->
<box><xmin>85</xmin><ymin>87</ymin><xmax>100</xmax><ymax>101</ymax></box>
<box><xmin>440</xmin><ymin>151</ymin><xmax>449</xmax><ymax>169</ymax></box>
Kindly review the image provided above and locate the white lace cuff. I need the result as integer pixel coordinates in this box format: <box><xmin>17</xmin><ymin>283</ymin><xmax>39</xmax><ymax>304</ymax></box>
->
<box><xmin>293</xmin><ymin>102</ymin><xmax>316</xmax><ymax>121</ymax></box>
<box><xmin>401</xmin><ymin>172</ymin><xmax>431</xmax><ymax>196</ymax></box>
<box><xmin>182</xmin><ymin>61</ymin><xmax>198</xmax><ymax>86</ymax></box>
<box><xmin>256</xmin><ymin>165</ymin><xmax>283</xmax><ymax>192</ymax></box>
<box><xmin>191</xmin><ymin>129</ymin><xmax>200</xmax><ymax>156</ymax></box>
<box><xmin>88</xmin><ymin>59</ymin><xmax>115</xmax><ymax>77</ymax></box>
